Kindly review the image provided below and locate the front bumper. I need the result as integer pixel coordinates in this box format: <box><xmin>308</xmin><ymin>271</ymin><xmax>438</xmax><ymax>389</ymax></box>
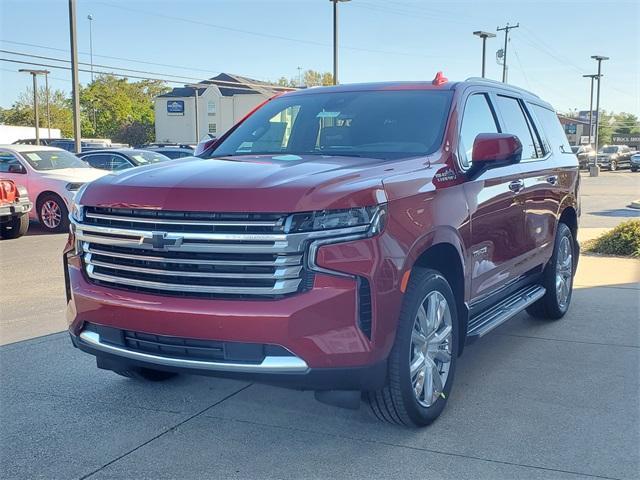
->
<box><xmin>0</xmin><ymin>199</ymin><xmax>32</xmax><ymax>219</ymax></box>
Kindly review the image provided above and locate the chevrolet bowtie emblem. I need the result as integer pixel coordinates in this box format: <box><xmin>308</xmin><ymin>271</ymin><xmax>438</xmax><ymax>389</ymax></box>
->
<box><xmin>140</xmin><ymin>232</ymin><xmax>183</xmax><ymax>251</ymax></box>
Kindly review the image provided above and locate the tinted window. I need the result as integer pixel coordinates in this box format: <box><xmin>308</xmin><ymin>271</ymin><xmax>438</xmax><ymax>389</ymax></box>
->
<box><xmin>495</xmin><ymin>95</ymin><xmax>538</xmax><ymax>160</ymax></box>
<box><xmin>108</xmin><ymin>155</ymin><xmax>133</xmax><ymax>170</ymax></box>
<box><xmin>208</xmin><ymin>90</ymin><xmax>453</xmax><ymax>160</ymax></box>
<box><xmin>459</xmin><ymin>93</ymin><xmax>499</xmax><ymax>168</ymax></box>
<box><xmin>0</xmin><ymin>152</ymin><xmax>24</xmax><ymax>173</ymax></box>
<box><xmin>529</xmin><ymin>103</ymin><xmax>572</xmax><ymax>155</ymax></box>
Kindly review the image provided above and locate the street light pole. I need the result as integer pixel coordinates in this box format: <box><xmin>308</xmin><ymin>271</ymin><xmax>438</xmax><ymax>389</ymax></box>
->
<box><xmin>194</xmin><ymin>87</ymin><xmax>200</xmax><ymax>144</ymax></box>
<box><xmin>591</xmin><ymin>55</ymin><xmax>609</xmax><ymax>155</ymax></box>
<box><xmin>69</xmin><ymin>0</ymin><xmax>82</xmax><ymax>153</ymax></box>
<box><xmin>583</xmin><ymin>74</ymin><xmax>600</xmax><ymax>147</ymax></box>
<box><xmin>19</xmin><ymin>69</ymin><xmax>49</xmax><ymax>145</ymax></box>
<box><xmin>473</xmin><ymin>31</ymin><xmax>496</xmax><ymax>78</ymax></box>
<box><xmin>330</xmin><ymin>0</ymin><xmax>350</xmax><ymax>85</ymax></box>
<box><xmin>497</xmin><ymin>22</ymin><xmax>519</xmax><ymax>83</ymax></box>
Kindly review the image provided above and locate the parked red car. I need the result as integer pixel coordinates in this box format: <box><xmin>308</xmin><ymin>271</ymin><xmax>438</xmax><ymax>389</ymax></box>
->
<box><xmin>64</xmin><ymin>76</ymin><xmax>579</xmax><ymax>426</ymax></box>
<box><xmin>0</xmin><ymin>179</ymin><xmax>31</xmax><ymax>239</ymax></box>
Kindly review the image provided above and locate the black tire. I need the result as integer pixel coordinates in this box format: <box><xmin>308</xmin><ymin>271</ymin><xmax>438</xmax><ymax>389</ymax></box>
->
<box><xmin>0</xmin><ymin>213</ymin><xmax>29</xmax><ymax>239</ymax></box>
<box><xmin>37</xmin><ymin>193</ymin><xmax>69</xmax><ymax>233</ymax></box>
<box><xmin>631</xmin><ymin>167</ymin><xmax>637</xmax><ymax>172</ymax></box>
<box><xmin>366</xmin><ymin>268</ymin><xmax>459</xmax><ymax>427</ymax></box>
<box><xmin>527</xmin><ymin>223</ymin><xmax>575</xmax><ymax>320</ymax></box>
<box><xmin>609</xmin><ymin>160</ymin><xmax>617</xmax><ymax>171</ymax></box>
<box><xmin>114</xmin><ymin>367</ymin><xmax>178</xmax><ymax>382</ymax></box>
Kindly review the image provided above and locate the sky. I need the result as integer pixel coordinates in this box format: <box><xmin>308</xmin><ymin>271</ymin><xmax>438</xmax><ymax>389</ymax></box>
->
<box><xmin>0</xmin><ymin>0</ymin><xmax>639</xmax><ymax>116</ymax></box>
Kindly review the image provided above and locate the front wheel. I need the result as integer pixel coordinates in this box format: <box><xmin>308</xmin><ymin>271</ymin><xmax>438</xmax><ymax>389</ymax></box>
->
<box><xmin>0</xmin><ymin>213</ymin><xmax>29</xmax><ymax>239</ymax></box>
<box><xmin>609</xmin><ymin>160</ymin><xmax>617</xmax><ymax>171</ymax></box>
<box><xmin>366</xmin><ymin>268</ymin><xmax>458</xmax><ymax>426</ymax></box>
<box><xmin>37</xmin><ymin>193</ymin><xmax>69</xmax><ymax>233</ymax></box>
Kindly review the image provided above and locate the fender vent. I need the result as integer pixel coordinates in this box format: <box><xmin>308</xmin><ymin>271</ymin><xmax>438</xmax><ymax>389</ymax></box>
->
<box><xmin>358</xmin><ymin>277</ymin><xmax>372</xmax><ymax>339</ymax></box>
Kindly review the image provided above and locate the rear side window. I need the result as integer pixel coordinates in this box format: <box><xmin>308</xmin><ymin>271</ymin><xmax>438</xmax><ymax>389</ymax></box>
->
<box><xmin>0</xmin><ymin>152</ymin><xmax>23</xmax><ymax>173</ymax></box>
<box><xmin>495</xmin><ymin>95</ymin><xmax>540</xmax><ymax>160</ymax></box>
<box><xmin>83</xmin><ymin>154</ymin><xmax>110</xmax><ymax>170</ymax></box>
<box><xmin>459</xmin><ymin>93</ymin><xmax>499</xmax><ymax>169</ymax></box>
<box><xmin>529</xmin><ymin>103</ymin><xmax>572</xmax><ymax>155</ymax></box>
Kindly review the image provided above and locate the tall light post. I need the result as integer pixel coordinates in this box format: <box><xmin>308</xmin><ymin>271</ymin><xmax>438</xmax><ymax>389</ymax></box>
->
<box><xmin>330</xmin><ymin>0</ymin><xmax>350</xmax><ymax>85</ymax></box>
<box><xmin>591</xmin><ymin>55</ymin><xmax>609</xmax><ymax>155</ymax></box>
<box><xmin>87</xmin><ymin>14</ymin><xmax>94</xmax><ymax>82</ymax></box>
<box><xmin>19</xmin><ymin>69</ymin><xmax>48</xmax><ymax>145</ymax></box>
<box><xmin>582</xmin><ymin>73</ymin><xmax>600</xmax><ymax>147</ymax></box>
<box><xmin>473</xmin><ymin>31</ymin><xmax>496</xmax><ymax>78</ymax></box>
<box><xmin>43</xmin><ymin>70</ymin><xmax>51</xmax><ymax>139</ymax></box>
<box><xmin>69</xmin><ymin>0</ymin><xmax>82</xmax><ymax>153</ymax></box>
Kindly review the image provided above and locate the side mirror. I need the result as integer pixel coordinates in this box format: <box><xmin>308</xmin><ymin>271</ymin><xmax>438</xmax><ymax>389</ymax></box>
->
<box><xmin>8</xmin><ymin>164</ymin><xmax>26</xmax><ymax>174</ymax></box>
<box><xmin>468</xmin><ymin>133</ymin><xmax>522</xmax><ymax>178</ymax></box>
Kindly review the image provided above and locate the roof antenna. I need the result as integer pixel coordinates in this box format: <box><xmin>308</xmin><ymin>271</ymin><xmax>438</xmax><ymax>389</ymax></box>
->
<box><xmin>432</xmin><ymin>71</ymin><xmax>448</xmax><ymax>86</ymax></box>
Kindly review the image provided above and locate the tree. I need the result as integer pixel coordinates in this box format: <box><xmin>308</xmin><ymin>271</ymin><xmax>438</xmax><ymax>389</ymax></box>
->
<box><xmin>612</xmin><ymin>112</ymin><xmax>640</xmax><ymax>135</ymax></box>
<box><xmin>80</xmin><ymin>75</ymin><xmax>169</xmax><ymax>144</ymax></box>
<box><xmin>303</xmin><ymin>70</ymin><xmax>334</xmax><ymax>87</ymax></box>
<box><xmin>597</xmin><ymin>111</ymin><xmax>614</xmax><ymax>146</ymax></box>
<box><xmin>0</xmin><ymin>86</ymin><xmax>73</xmax><ymax>137</ymax></box>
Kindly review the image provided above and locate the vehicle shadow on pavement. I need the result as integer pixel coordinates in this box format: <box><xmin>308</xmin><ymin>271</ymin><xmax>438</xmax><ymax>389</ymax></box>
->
<box><xmin>589</xmin><ymin>208</ymin><xmax>640</xmax><ymax>218</ymax></box>
<box><xmin>1</xmin><ymin>282</ymin><xmax>638</xmax><ymax>479</ymax></box>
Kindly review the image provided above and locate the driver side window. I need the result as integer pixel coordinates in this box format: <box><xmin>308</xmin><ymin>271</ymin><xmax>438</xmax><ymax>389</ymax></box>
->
<box><xmin>459</xmin><ymin>94</ymin><xmax>499</xmax><ymax>169</ymax></box>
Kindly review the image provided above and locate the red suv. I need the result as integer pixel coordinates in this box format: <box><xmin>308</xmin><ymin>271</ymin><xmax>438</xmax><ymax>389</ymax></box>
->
<box><xmin>64</xmin><ymin>76</ymin><xmax>579</xmax><ymax>426</ymax></box>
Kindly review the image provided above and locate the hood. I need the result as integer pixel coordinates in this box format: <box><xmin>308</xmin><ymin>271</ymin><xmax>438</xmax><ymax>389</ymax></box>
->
<box><xmin>80</xmin><ymin>155</ymin><xmax>393</xmax><ymax>212</ymax></box>
<box><xmin>40</xmin><ymin>167</ymin><xmax>108</xmax><ymax>184</ymax></box>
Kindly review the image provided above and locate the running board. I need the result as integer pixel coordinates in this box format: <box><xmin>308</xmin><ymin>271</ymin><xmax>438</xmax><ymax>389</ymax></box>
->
<box><xmin>466</xmin><ymin>284</ymin><xmax>546</xmax><ymax>342</ymax></box>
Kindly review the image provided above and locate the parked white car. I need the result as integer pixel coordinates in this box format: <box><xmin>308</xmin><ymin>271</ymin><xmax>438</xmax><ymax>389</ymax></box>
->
<box><xmin>0</xmin><ymin>145</ymin><xmax>108</xmax><ymax>232</ymax></box>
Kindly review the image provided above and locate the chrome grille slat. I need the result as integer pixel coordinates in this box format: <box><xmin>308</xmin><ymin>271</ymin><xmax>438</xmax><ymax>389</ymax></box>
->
<box><xmin>85</xmin><ymin>254</ymin><xmax>303</xmax><ymax>280</ymax></box>
<box><xmin>84</xmin><ymin>245</ymin><xmax>302</xmax><ymax>266</ymax></box>
<box><xmin>86</xmin><ymin>211</ymin><xmax>281</xmax><ymax>227</ymax></box>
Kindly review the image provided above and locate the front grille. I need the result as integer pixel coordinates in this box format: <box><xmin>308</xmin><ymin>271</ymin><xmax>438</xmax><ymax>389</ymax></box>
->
<box><xmin>76</xmin><ymin>207</ymin><xmax>309</xmax><ymax>298</ymax></box>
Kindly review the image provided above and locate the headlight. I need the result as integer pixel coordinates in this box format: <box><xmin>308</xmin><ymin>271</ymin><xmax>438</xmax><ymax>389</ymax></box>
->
<box><xmin>16</xmin><ymin>185</ymin><xmax>28</xmax><ymax>198</ymax></box>
<box><xmin>71</xmin><ymin>203</ymin><xmax>84</xmax><ymax>222</ymax></box>
<box><xmin>285</xmin><ymin>205</ymin><xmax>386</xmax><ymax>234</ymax></box>
<box><xmin>65</xmin><ymin>182</ymin><xmax>85</xmax><ymax>191</ymax></box>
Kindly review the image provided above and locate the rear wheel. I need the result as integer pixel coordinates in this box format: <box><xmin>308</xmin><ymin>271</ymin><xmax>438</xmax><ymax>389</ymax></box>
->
<box><xmin>0</xmin><ymin>213</ymin><xmax>29</xmax><ymax>239</ymax></box>
<box><xmin>114</xmin><ymin>368</ymin><xmax>178</xmax><ymax>382</ymax></box>
<box><xmin>366</xmin><ymin>268</ymin><xmax>458</xmax><ymax>426</ymax></box>
<box><xmin>527</xmin><ymin>223</ymin><xmax>575</xmax><ymax>320</ymax></box>
<box><xmin>631</xmin><ymin>167</ymin><xmax>638</xmax><ymax>172</ymax></box>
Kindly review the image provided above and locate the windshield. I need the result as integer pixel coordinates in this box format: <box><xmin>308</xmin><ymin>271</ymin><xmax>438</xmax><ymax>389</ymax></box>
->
<box><xmin>599</xmin><ymin>146</ymin><xmax>618</xmax><ymax>153</ymax></box>
<box><xmin>207</xmin><ymin>90</ymin><xmax>453</xmax><ymax>160</ymax></box>
<box><xmin>21</xmin><ymin>150</ymin><xmax>89</xmax><ymax>170</ymax></box>
<box><xmin>130</xmin><ymin>151</ymin><xmax>171</xmax><ymax>165</ymax></box>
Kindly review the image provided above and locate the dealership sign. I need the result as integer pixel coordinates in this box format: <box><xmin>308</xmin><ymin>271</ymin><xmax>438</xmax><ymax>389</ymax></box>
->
<box><xmin>578</xmin><ymin>110</ymin><xmax>597</xmax><ymax>123</ymax></box>
<box><xmin>167</xmin><ymin>100</ymin><xmax>185</xmax><ymax>115</ymax></box>
<box><xmin>612</xmin><ymin>134</ymin><xmax>640</xmax><ymax>144</ymax></box>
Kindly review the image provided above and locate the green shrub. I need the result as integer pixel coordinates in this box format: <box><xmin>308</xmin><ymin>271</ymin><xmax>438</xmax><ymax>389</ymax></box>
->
<box><xmin>583</xmin><ymin>220</ymin><xmax>640</xmax><ymax>257</ymax></box>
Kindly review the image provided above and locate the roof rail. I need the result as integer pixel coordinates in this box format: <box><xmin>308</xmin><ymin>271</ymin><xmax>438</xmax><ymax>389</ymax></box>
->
<box><xmin>464</xmin><ymin>77</ymin><xmax>540</xmax><ymax>99</ymax></box>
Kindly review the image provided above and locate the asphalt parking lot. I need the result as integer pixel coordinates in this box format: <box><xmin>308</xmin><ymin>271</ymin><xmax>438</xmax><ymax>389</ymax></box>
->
<box><xmin>1</xmin><ymin>170</ymin><xmax>639</xmax><ymax>479</ymax></box>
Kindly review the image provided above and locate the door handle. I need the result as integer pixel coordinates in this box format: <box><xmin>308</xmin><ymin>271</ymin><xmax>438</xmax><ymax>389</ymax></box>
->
<box><xmin>508</xmin><ymin>179</ymin><xmax>524</xmax><ymax>192</ymax></box>
<box><xmin>546</xmin><ymin>175</ymin><xmax>558</xmax><ymax>185</ymax></box>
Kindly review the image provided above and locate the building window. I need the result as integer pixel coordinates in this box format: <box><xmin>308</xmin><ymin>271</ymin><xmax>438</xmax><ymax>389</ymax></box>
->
<box><xmin>207</xmin><ymin>101</ymin><xmax>216</xmax><ymax>116</ymax></box>
<box><xmin>208</xmin><ymin>123</ymin><xmax>217</xmax><ymax>134</ymax></box>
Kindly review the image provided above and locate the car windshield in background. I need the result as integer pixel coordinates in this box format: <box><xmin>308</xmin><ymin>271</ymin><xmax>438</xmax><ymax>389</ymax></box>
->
<box><xmin>600</xmin><ymin>146</ymin><xmax>618</xmax><ymax>153</ymax></box>
<box><xmin>207</xmin><ymin>90</ymin><xmax>453</xmax><ymax>160</ymax></box>
<box><xmin>21</xmin><ymin>150</ymin><xmax>89</xmax><ymax>170</ymax></box>
<box><xmin>130</xmin><ymin>151</ymin><xmax>171</xmax><ymax>165</ymax></box>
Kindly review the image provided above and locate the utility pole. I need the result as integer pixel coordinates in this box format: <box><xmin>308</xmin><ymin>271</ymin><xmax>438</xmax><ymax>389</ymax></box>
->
<box><xmin>330</xmin><ymin>0</ymin><xmax>351</xmax><ymax>85</ymax></box>
<box><xmin>19</xmin><ymin>69</ymin><xmax>48</xmax><ymax>145</ymax></box>
<box><xmin>44</xmin><ymin>70</ymin><xmax>51</xmax><ymax>139</ymax></box>
<box><xmin>473</xmin><ymin>31</ymin><xmax>496</xmax><ymax>78</ymax></box>
<box><xmin>69</xmin><ymin>0</ymin><xmax>82</xmax><ymax>153</ymax></box>
<box><xmin>297</xmin><ymin>66</ymin><xmax>303</xmax><ymax>87</ymax></box>
<box><xmin>582</xmin><ymin>74</ymin><xmax>600</xmax><ymax>147</ymax></box>
<box><xmin>87</xmin><ymin>14</ymin><xmax>94</xmax><ymax>82</ymax></box>
<box><xmin>591</xmin><ymin>55</ymin><xmax>609</xmax><ymax>155</ymax></box>
<box><xmin>497</xmin><ymin>22</ymin><xmax>519</xmax><ymax>83</ymax></box>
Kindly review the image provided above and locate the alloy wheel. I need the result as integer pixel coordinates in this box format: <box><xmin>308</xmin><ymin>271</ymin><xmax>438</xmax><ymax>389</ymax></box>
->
<box><xmin>410</xmin><ymin>291</ymin><xmax>452</xmax><ymax>407</ymax></box>
<box><xmin>41</xmin><ymin>200</ymin><xmax>62</xmax><ymax>229</ymax></box>
<box><xmin>555</xmin><ymin>235</ymin><xmax>573</xmax><ymax>309</ymax></box>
